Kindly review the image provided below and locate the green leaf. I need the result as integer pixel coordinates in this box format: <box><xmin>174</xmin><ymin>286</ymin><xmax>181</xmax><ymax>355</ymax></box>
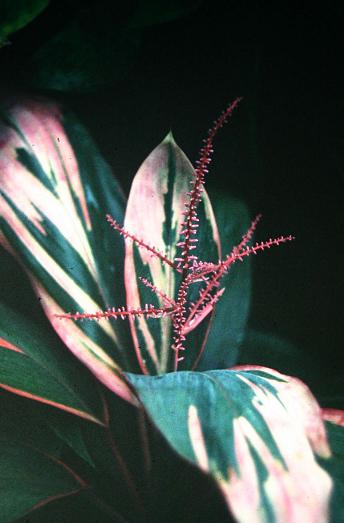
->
<box><xmin>144</xmin><ymin>413</ymin><xmax>233</xmax><ymax>522</ymax></box>
<box><xmin>198</xmin><ymin>192</ymin><xmax>251</xmax><ymax>370</ymax></box>
<box><xmin>0</xmin><ymin>392</ymin><xmax>135</xmax><ymax>522</ymax></box>
<box><xmin>128</xmin><ymin>0</ymin><xmax>203</xmax><ymax>28</ymax></box>
<box><xmin>46</xmin><ymin>392</ymin><xmax>152</xmax><ymax>522</ymax></box>
<box><xmin>0</xmin><ymin>0</ymin><xmax>49</xmax><ymax>41</ymax></box>
<box><xmin>128</xmin><ymin>366</ymin><xmax>332</xmax><ymax>522</ymax></box>
<box><xmin>0</xmin><ymin>98</ymin><xmax>137</xmax><ymax>404</ymax></box>
<box><xmin>123</xmin><ymin>132</ymin><xmax>220</xmax><ymax>374</ymax></box>
<box><xmin>0</xmin><ymin>302</ymin><xmax>105</xmax><ymax>423</ymax></box>
<box><xmin>0</xmin><ymin>390</ymin><xmax>64</xmax><ymax>457</ymax></box>
<box><xmin>48</xmin><ymin>416</ymin><xmax>96</xmax><ymax>470</ymax></box>
<box><xmin>238</xmin><ymin>329</ymin><xmax>315</xmax><ymax>374</ymax></box>
<box><xmin>0</xmin><ymin>392</ymin><xmax>93</xmax><ymax>522</ymax></box>
<box><xmin>46</xmin><ymin>394</ymin><xmax>138</xmax><ymax>478</ymax></box>
<box><xmin>0</xmin><ymin>435</ymin><xmax>84</xmax><ymax>523</ymax></box>
<box><xmin>24</xmin><ymin>17</ymin><xmax>141</xmax><ymax>93</ymax></box>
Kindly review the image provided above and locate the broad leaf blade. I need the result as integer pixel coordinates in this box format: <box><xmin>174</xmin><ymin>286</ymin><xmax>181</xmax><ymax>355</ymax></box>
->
<box><xmin>124</xmin><ymin>133</ymin><xmax>220</xmax><ymax>373</ymax></box>
<box><xmin>0</xmin><ymin>302</ymin><xmax>105</xmax><ymax>423</ymax></box>
<box><xmin>0</xmin><ymin>98</ymin><xmax>137</xmax><ymax>403</ymax></box>
<box><xmin>25</xmin><ymin>16</ymin><xmax>141</xmax><ymax>93</ymax></box>
<box><xmin>0</xmin><ymin>390</ymin><xmax>64</xmax><ymax>457</ymax></box>
<box><xmin>238</xmin><ymin>329</ymin><xmax>315</xmax><ymax>380</ymax></box>
<box><xmin>0</xmin><ymin>436</ymin><xmax>84</xmax><ymax>523</ymax></box>
<box><xmin>198</xmin><ymin>192</ymin><xmax>251</xmax><ymax>370</ymax></box>
<box><xmin>320</xmin><ymin>419</ymin><xmax>344</xmax><ymax>523</ymax></box>
<box><xmin>128</xmin><ymin>366</ymin><xmax>332</xmax><ymax>523</ymax></box>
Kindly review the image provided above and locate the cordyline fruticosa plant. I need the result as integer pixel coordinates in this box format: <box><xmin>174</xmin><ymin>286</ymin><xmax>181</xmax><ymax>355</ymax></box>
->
<box><xmin>0</xmin><ymin>97</ymin><xmax>343</xmax><ymax>523</ymax></box>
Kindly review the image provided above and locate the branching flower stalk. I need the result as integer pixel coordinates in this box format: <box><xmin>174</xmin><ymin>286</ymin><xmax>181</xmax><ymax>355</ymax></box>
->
<box><xmin>57</xmin><ymin>99</ymin><xmax>294</xmax><ymax>372</ymax></box>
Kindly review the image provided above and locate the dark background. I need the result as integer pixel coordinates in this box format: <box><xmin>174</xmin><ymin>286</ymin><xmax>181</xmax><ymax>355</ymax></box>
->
<box><xmin>1</xmin><ymin>1</ymin><xmax>343</xmax><ymax>401</ymax></box>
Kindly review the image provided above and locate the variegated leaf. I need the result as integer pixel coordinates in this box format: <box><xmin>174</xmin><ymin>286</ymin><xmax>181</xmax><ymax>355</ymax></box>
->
<box><xmin>322</xmin><ymin>409</ymin><xmax>344</xmax><ymax>427</ymax></box>
<box><xmin>128</xmin><ymin>366</ymin><xmax>332</xmax><ymax>523</ymax></box>
<box><xmin>0</xmin><ymin>98</ymin><xmax>137</xmax><ymax>404</ymax></box>
<box><xmin>124</xmin><ymin>133</ymin><xmax>221</xmax><ymax>374</ymax></box>
<box><xmin>320</xmin><ymin>417</ymin><xmax>344</xmax><ymax>522</ymax></box>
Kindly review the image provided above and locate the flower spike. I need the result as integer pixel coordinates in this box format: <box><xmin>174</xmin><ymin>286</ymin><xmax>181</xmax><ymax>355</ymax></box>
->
<box><xmin>106</xmin><ymin>214</ymin><xmax>178</xmax><ymax>271</ymax></box>
<box><xmin>175</xmin><ymin>97</ymin><xmax>242</xmax><ymax>272</ymax></box>
<box><xmin>233</xmin><ymin>213</ymin><xmax>262</xmax><ymax>254</ymax></box>
<box><xmin>56</xmin><ymin>304</ymin><xmax>175</xmax><ymax>322</ymax></box>
<box><xmin>138</xmin><ymin>277</ymin><xmax>177</xmax><ymax>308</ymax></box>
<box><xmin>58</xmin><ymin>100</ymin><xmax>294</xmax><ymax>374</ymax></box>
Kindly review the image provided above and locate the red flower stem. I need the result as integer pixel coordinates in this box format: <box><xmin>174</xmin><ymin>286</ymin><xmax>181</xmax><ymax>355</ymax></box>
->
<box><xmin>185</xmin><ymin>276</ymin><xmax>221</xmax><ymax>328</ymax></box>
<box><xmin>184</xmin><ymin>288</ymin><xmax>225</xmax><ymax>334</ymax></box>
<box><xmin>234</xmin><ymin>213</ymin><xmax>262</xmax><ymax>253</ymax></box>
<box><xmin>172</xmin><ymin>98</ymin><xmax>243</xmax><ymax>370</ymax></box>
<box><xmin>172</xmin><ymin>276</ymin><xmax>193</xmax><ymax>370</ymax></box>
<box><xmin>139</xmin><ymin>277</ymin><xmax>177</xmax><ymax>307</ymax></box>
<box><xmin>106</xmin><ymin>214</ymin><xmax>179</xmax><ymax>271</ymax></box>
<box><xmin>185</xmin><ymin>235</ymin><xmax>295</xmax><ymax>328</ymax></box>
<box><xmin>56</xmin><ymin>305</ymin><xmax>175</xmax><ymax>321</ymax></box>
<box><xmin>178</xmin><ymin>97</ymin><xmax>242</xmax><ymax>277</ymax></box>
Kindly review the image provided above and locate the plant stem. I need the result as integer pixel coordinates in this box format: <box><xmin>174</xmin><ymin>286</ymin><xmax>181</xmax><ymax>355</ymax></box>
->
<box><xmin>101</xmin><ymin>392</ymin><xmax>146</xmax><ymax>519</ymax></box>
<box><xmin>138</xmin><ymin>407</ymin><xmax>151</xmax><ymax>477</ymax></box>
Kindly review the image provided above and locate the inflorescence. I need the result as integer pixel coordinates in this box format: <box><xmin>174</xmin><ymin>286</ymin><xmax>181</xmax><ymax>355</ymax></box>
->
<box><xmin>57</xmin><ymin>99</ymin><xmax>294</xmax><ymax>371</ymax></box>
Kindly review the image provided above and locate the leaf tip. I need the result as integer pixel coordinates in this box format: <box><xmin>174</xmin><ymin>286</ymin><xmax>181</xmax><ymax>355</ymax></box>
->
<box><xmin>162</xmin><ymin>130</ymin><xmax>176</xmax><ymax>145</ymax></box>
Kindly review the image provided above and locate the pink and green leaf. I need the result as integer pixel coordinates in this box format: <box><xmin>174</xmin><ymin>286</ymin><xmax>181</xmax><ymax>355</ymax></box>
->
<box><xmin>319</xmin><ymin>414</ymin><xmax>344</xmax><ymax>522</ymax></box>
<box><xmin>123</xmin><ymin>132</ymin><xmax>221</xmax><ymax>374</ymax></box>
<box><xmin>0</xmin><ymin>98</ymin><xmax>137</xmax><ymax>403</ymax></box>
<box><xmin>322</xmin><ymin>409</ymin><xmax>344</xmax><ymax>427</ymax></box>
<box><xmin>128</xmin><ymin>366</ymin><xmax>332</xmax><ymax>522</ymax></box>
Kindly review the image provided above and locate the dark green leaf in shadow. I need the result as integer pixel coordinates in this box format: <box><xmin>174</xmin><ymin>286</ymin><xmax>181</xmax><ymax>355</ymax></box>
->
<box><xmin>46</xmin><ymin>404</ymin><xmax>124</xmax><ymax>478</ymax></box>
<box><xmin>0</xmin><ymin>301</ymin><xmax>104</xmax><ymax>424</ymax></box>
<box><xmin>238</xmin><ymin>329</ymin><xmax>317</xmax><ymax>384</ymax></box>
<box><xmin>0</xmin><ymin>391</ymin><xmax>137</xmax><ymax>522</ymax></box>
<box><xmin>0</xmin><ymin>390</ymin><xmax>63</xmax><ymax>457</ymax></box>
<box><xmin>0</xmin><ymin>0</ymin><xmax>49</xmax><ymax>42</ymax></box>
<box><xmin>46</xmin><ymin>391</ymin><xmax>148</xmax><ymax>520</ymax></box>
<box><xmin>145</xmin><ymin>411</ymin><xmax>233</xmax><ymax>522</ymax></box>
<box><xmin>128</xmin><ymin>0</ymin><xmax>203</xmax><ymax>28</ymax></box>
<box><xmin>14</xmin><ymin>491</ymin><xmax>117</xmax><ymax>523</ymax></box>
<box><xmin>198</xmin><ymin>191</ymin><xmax>251</xmax><ymax>370</ymax></box>
<box><xmin>0</xmin><ymin>432</ymin><xmax>84</xmax><ymax>523</ymax></box>
<box><xmin>24</xmin><ymin>18</ymin><xmax>141</xmax><ymax>93</ymax></box>
<box><xmin>49</xmin><ymin>416</ymin><xmax>96</xmax><ymax>470</ymax></box>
